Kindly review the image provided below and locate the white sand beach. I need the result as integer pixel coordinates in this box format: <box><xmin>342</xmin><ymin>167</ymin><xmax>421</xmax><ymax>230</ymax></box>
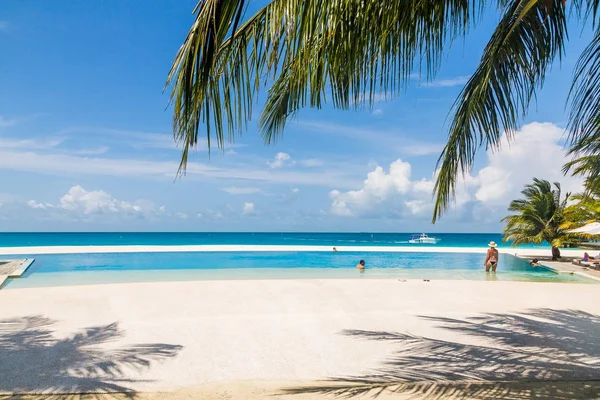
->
<box><xmin>1</xmin><ymin>278</ymin><xmax>599</xmax><ymax>399</ymax></box>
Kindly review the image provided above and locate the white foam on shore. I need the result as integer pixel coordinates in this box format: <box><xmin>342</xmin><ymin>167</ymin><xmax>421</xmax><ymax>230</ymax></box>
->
<box><xmin>0</xmin><ymin>244</ymin><xmax>583</xmax><ymax>257</ymax></box>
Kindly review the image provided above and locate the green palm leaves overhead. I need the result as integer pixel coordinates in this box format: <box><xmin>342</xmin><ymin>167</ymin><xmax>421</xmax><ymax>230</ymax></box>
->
<box><xmin>434</xmin><ymin>0</ymin><xmax>568</xmax><ymax>221</ymax></box>
<box><xmin>167</xmin><ymin>0</ymin><xmax>600</xmax><ymax>221</ymax></box>
<box><xmin>167</xmin><ymin>0</ymin><xmax>479</xmax><ymax>167</ymax></box>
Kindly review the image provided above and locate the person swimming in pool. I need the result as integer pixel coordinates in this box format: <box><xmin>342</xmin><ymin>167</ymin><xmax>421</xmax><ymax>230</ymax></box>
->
<box><xmin>484</xmin><ymin>241</ymin><xmax>499</xmax><ymax>272</ymax></box>
<box><xmin>530</xmin><ymin>258</ymin><xmax>540</xmax><ymax>267</ymax></box>
<box><xmin>356</xmin><ymin>260</ymin><xmax>365</xmax><ymax>270</ymax></box>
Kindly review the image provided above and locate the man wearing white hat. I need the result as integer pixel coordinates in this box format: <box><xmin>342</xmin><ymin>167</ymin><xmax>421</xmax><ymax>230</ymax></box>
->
<box><xmin>484</xmin><ymin>241</ymin><xmax>499</xmax><ymax>272</ymax></box>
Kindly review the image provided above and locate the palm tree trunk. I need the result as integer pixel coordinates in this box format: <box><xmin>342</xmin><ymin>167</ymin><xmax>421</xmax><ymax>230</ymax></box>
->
<box><xmin>551</xmin><ymin>246</ymin><xmax>561</xmax><ymax>260</ymax></box>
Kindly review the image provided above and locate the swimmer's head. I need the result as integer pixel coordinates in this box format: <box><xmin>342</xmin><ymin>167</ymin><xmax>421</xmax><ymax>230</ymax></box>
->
<box><xmin>359</xmin><ymin>260</ymin><xmax>365</xmax><ymax>266</ymax></box>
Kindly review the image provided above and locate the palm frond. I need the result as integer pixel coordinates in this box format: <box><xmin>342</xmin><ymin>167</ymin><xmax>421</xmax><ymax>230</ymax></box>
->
<box><xmin>501</xmin><ymin>178</ymin><xmax>574</xmax><ymax>246</ymax></box>
<box><xmin>166</xmin><ymin>0</ymin><xmax>287</xmax><ymax>172</ymax></box>
<box><xmin>167</xmin><ymin>0</ymin><xmax>484</xmax><ymax>172</ymax></box>
<box><xmin>567</xmin><ymin>29</ymin><xmax>600</xmax><ymax>155</ymax></box>
<box><xmin>259</xmin><ymin>0</ymin><xmax>484</xmax><ymax>143</ymax></box>
<box><xmin>433</xmin><ymin>0</ymin><xmax>568</xmax><ymax>222</ymax></box>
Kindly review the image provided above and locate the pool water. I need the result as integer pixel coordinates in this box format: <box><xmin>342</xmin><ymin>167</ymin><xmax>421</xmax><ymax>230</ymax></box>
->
<box><xmin>2</xmin><ymin>251</ymin><xmax>596</xmax><ymax>289</ymax></box>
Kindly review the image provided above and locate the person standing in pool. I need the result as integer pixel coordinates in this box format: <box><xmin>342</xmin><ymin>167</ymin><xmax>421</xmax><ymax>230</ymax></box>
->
<box><xmin>356</xmin><ymin>260</ymin><xmax>365</xmax><ymax>270</ymax></box>
<box><xmin>484</xmin><ymin>242</ymin><xmax>499</xmax><ymax>272</ymax></box>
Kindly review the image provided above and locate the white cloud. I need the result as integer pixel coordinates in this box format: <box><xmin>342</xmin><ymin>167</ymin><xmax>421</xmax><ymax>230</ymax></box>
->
<box><xmin>197</xmin><ymin>209</ymin><xmax>225</xmax><ymax>220</ymax></box>
<box><xmin>329</xmin><ymin>122</ymin><xmax>582</xmax><ymax>220</ymax></box>
<box><xmin>57</xmin><ymin>127</ymin><xmax>180</xmax><ymax>151</ymax></box>
<box><xmin>0</xmin><ymin>148</ymin><xmax>360</xmax><ymax>188</ymax></box>
<box><xmin>209</xmin><ymin>210</ymin><xmax>223</xmax><ymax>219</ymax></box>
<box><xmin>243</xmin><ymin>202</ymin><xmax>256</xmax><ymax>215</ymax></box>
<box><xmin>373</xmin><ymin>108</ymin><xmax>384</xmax><ymax>116</ymax></box>
<box><xmin>329</xmin><ymin>159</ymin><xmax>427</xmax><ymax>218</ymax></box>
<box><xmin>0</xmin><ymin>134</ymin><xmax>106</xmax><ymax>156</ymax></box>
<box><xmin>474</xmin><ymin>122</ymin><xmax>583</xmax><ymax>206</ymax></box>
<box><xmin>28</xmin><ymin>185</ymin><xmax>165</xmax><ymax>218</ymax></box>
<box><xmin>0</xmin><ymin>116</ymin><xmax>18</xmax><ymax>127</ymax></box>
<box><xmin>72</xmin><ymin>146</ymin><xmax>110</xmax><ymax>155</ymax></box>
<box><xmin>27</xmin><ymin>200</ymin><xmax>53</xmax><ymax>210</ymax></box>
<box><xmin>329</xmin><ymin>191</ymin><xmax>355</xmax><ymax>217</ymax></box>
<box><xmin>50</xmin><ymin>126</ymin><xmax>244</xmax><ymax>155</ymax></box>
<box><xmin>299</xmin><ymin>159</ymin><xmax>324</xmax><ymax>167</ymax></box>
<box><xmin>279</xmin><ymin>187</ymin><xmax>301</xmax><ymax>205</ymax></box>
<box><xmin>0</xmin><ymin>193</ymin><xmax>20</xmax><ymax>205</ymax></box>
<box><xmin>422</xmin><ymin>76</ymin><xmax>470</xmax><ymax>88</ymax></box>
<box><xmin>175</xmin><ymin>212</ymin><xmax>189</xmax><ymax>220</ymax></box>
<box><xmin>294</xmin><ymin>120</ymin><xmax>444</xmax><ymax>157</ymax></box>
<box><xmin>268</xmin><ymin>152</ymin><xmax>292</xmax><ymax>169</ymax></box>
<box><xmin>0</xmin><ymin>137</ymin><xmax>64</xmax><ymax>150</ymax></box>
<box><xmin>222</xmin><ymin>187</ymin><xmax>263</xmax><ymax>195</ymax></box>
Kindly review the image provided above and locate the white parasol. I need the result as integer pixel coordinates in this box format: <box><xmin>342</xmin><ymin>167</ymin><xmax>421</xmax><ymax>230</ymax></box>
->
<box><xmin>568</xmin><ymin>222</ymin><xmax>600</xmax><ymax>235</ymax></box>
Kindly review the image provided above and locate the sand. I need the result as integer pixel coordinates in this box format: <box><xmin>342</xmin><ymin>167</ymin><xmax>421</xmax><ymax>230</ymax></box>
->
<box><xmin>0</xmin><ymin>278</ymin><xmax>599</xmax><ymax>399</ymax></box>
<box><xmin>5</xmin><ymin>380</ymin><xmax>600</xmax><ymax>400</ymax></box>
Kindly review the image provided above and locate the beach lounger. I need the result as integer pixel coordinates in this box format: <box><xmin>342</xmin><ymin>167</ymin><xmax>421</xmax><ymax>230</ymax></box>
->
<box><xmin>573</xmin><ymin>260</ymin><xmax>600</xmax><ymax>270</ymax></box>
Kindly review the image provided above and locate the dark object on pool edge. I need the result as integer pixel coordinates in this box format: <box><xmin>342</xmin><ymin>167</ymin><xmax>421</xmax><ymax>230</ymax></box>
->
<box><xmin>552</xmin><ymin>246</ymin><xmax>561</xmax><ymax>261</ymax></box>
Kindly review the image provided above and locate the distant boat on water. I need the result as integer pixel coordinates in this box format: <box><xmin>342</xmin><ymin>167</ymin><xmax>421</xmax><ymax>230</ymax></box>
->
<box><xmin>408</xmin><ymin>233</ymin><xmax>440</xmax><ymax>244</ymax></box>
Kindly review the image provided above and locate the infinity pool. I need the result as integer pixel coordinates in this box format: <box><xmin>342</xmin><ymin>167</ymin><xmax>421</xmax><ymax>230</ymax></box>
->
<box><xmin>2</xmin><ymin>251</ymin><xmax>596</xmax><ymax>289</ymax></box>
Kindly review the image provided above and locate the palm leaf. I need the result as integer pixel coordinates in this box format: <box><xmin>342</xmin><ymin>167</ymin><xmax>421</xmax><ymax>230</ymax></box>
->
<box><xmin>432</xmin><ymin>0</ymin><xmax>567</xmax><ymax>222</ymax></box>
<box><xmin>259</xmin><ymin>0</ymin><xmax>484</xmax><ymax>143</ymax></box>
<box><xmin>501</xmin><ymin>178</ymin><xmax>573</xmax><ymax>246</ymax></box>
<box><xmin>167</xmin><ymin>0</ymin><xmax>483</xmax><ymax>173</ymax></box>
<box><xmin>166</xmin><ymin>0</ymin><xmax>286</xmax><ymax>172</ymax></box>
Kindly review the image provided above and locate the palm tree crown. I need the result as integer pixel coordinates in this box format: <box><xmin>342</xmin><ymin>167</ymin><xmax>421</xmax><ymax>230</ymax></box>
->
<box><xmin>167</xmin><ymin>0</ymin><xmax>600</xmax><ymax>222</ymax></box>
<box><xmin>561</xmin><ymin>180</ymin><xmax>600</xmax><ymax>231</ymax></box>
<box><xmin>502</xmin><ymin>178</ymin><xmax>571</xmax><ymax>247</ymax></box>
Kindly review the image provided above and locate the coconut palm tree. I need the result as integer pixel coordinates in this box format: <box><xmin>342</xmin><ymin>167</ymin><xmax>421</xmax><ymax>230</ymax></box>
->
<box><xmin>561</xmin><ymin>178</ymin><xmax>600</xmax><ymax>233</ymax></box>
<box><xmin>166</xmin><ymin>0</ymin><xmax>600</xmax><ymax>222</ymax></box>
<box><xmin>502</xmin><ymin>178</ymin><xmax>574</xmax><ymax>256</ymax></box>
<box><xmin>564</xmin><ymin>153</ymin><xmax>600</xmax><ymax>194</ymax></box>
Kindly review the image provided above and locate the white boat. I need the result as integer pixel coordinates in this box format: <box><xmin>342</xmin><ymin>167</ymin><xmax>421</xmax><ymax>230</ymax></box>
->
<box><xmin>408</xmin><ymin>233</ymin><xmax>439</xmax><ymax>244</ymax></box>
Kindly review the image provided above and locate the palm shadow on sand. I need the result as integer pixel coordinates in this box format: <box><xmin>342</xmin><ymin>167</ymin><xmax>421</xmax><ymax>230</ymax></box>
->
<box><xmin>285</xmin><ymin>308</ymin><xmax>600</xmax><ymax>399</ymax></box>
<box><xmin>0</xmin><ymin>316</ymin><xmax>182</xmax><ymax>399</ymax></box>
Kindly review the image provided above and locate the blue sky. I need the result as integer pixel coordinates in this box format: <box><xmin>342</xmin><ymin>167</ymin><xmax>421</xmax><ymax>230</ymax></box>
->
<box><xmin>0</xmin><ymin>1</ymin><xmax>590</xmax><ymax>232</ymax></box>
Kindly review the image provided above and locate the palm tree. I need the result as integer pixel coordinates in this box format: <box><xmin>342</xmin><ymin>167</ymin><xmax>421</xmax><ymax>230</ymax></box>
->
<box><xmin>562</xmin><ymin>194</ymin><xmax>600</xmax><ymax>230</ymax></box>
<box><xmin>166</xmin><ymin>0</ymin><xmax>599</xmax><ymax>222</ymax></box>
<box><xmin>561</xmin><ymin>178</ymin><xmax>600</xmax><ymax>234</ymax></box>
<box><xmin>563</xmin><ymin>153</ymin><xmax>600</xmax><ymax>194</ymax></box>
<box><xmin>502</xmin><ymin>178</ymin><xmax>573</xmax><ymax>257</ymax></box>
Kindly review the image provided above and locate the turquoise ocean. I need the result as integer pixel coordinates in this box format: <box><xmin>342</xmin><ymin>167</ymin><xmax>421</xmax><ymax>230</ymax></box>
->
<box><xmin>0</xmin><ymin>232</ymin><xmax>541</xmax><ymax>248</ymax></box>
<box><xmin>0</xmin><ymin>232</ymin><xmax>595</xmax><ymax>288</ymax></box>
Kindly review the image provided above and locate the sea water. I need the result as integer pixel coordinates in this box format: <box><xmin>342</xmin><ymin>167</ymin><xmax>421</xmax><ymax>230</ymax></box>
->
<box><xmin>0</xmin><ymin>232</ymin><xmax>547</xmax><ymax>248</ymax></box>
